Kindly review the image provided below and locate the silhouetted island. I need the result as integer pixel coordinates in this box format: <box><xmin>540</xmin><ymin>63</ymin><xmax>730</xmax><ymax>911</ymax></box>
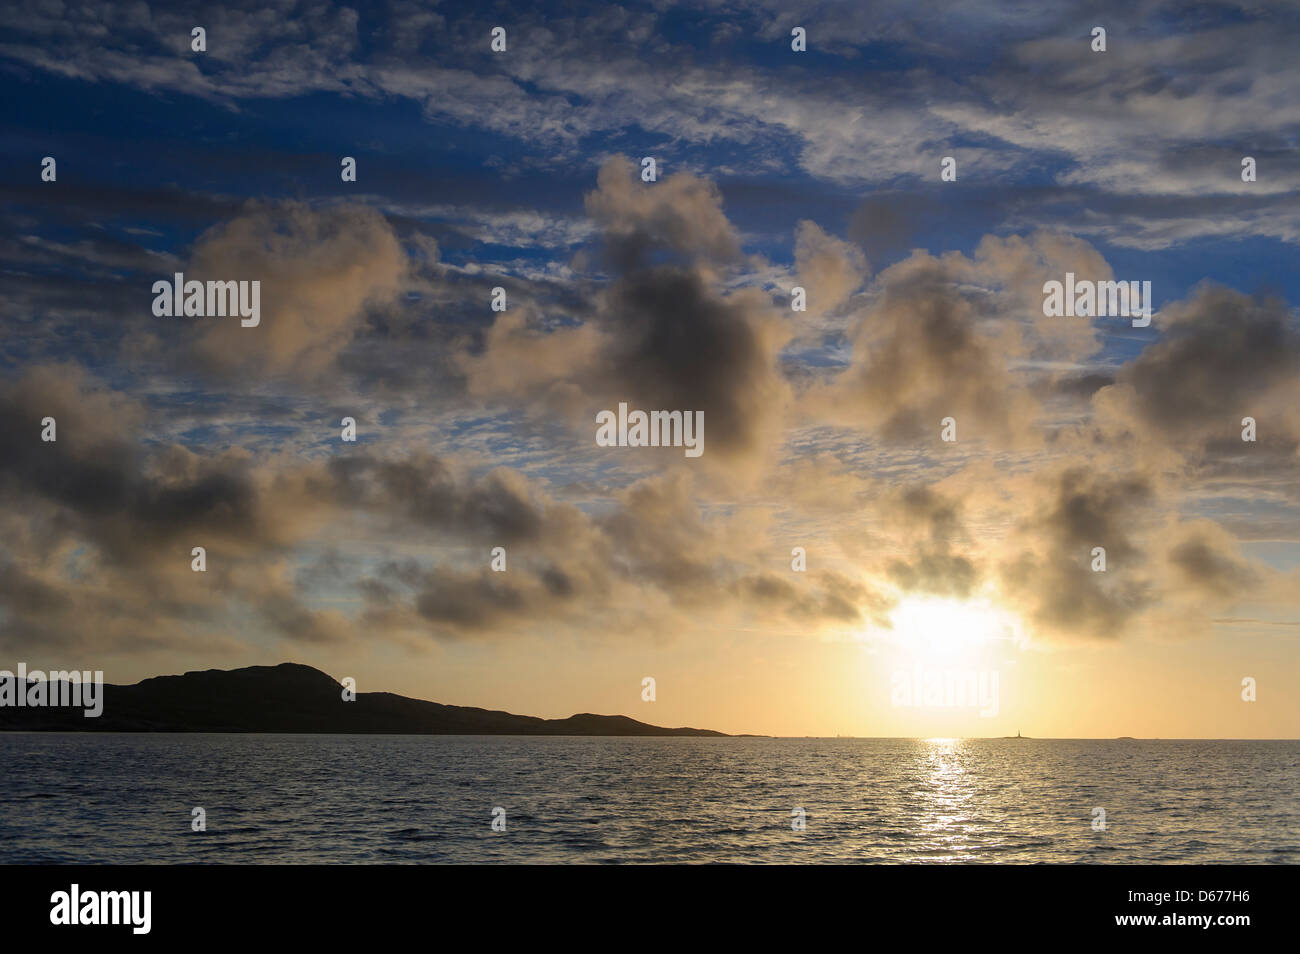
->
<box><xmin>0</xmin><ymin>663</ymin><xmax>729</xmax><ymax>736</ymax></box>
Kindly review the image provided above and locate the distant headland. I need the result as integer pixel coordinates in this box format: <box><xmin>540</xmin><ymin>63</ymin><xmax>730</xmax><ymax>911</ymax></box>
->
<box><xmin>0</xmin><ymin>663</ymin><xmax>729</xmax><ymax>737</ymax></box>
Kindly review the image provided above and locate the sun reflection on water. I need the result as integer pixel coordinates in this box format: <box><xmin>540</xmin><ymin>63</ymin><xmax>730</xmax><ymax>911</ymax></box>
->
<box><xmin>909</xmin><ymin>737</ymin><xmax>980</xmax><ymax>860</ymax></box>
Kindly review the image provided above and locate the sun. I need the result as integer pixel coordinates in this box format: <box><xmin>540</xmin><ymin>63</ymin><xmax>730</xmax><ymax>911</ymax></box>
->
<box><xmin>886</xmin><ymin>595</ymin><xmax>1021</xmax><ymax>659</ymax></box>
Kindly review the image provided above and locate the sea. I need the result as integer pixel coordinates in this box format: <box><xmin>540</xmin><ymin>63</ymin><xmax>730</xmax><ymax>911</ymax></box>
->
<box><xmin>1</xmin><ymin>735</ymin><xmax>1295</xmax><ymax>864</ymax></box>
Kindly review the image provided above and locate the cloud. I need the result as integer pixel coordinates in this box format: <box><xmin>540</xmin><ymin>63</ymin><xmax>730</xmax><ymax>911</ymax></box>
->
<box><xmin>584</xmin><ymin>156</ymin><xmax>741</xmax><ymax>267</ymax></box>
<box><xmin>461</xmin><ymin>157</ymin><xmax>793</xmax><ymax>473</ymax></box>
<box><xmin>812</xmin><ymin>252</ymin><xmax>1032</xmax><ymax>443</ymax></box>
<box><xmin>0</xmin><ymin>361</ymin><xmax>894</xmax><ymax>650</ymax></box>
<box><xmin>186</xmin><ymin>201</ymin><xmax>406</xmax><ymax>379</ymax></box>
<box><xmin>7</xmin><ymin>1</ymin><xmax>1300</xmax><ymax>249</ymax></box>
<box><xmin>883</xmin><ymin>485</ymin><xmax>979</xmax><ymax>599</ymax></box>
<box><xmin>804</xmin><ymin>228</ymin><xmax>1122</xmax><ymax>443</ymax></box>
<box><xmin>996</xmin><ymin>466</ymin><xmax>1158</xmax><ymax>640</ymax></box>
<box><xmin>793</xmin><ymin>219</ymin><xmax>868</xmax><ymax>317</ymax></box>
<box><xmin>1165</xmin><ymin>522</ymin><xmax>1258</xmax><ymax>601</ymax></box>
<box><xmin>1094</xmin><ymin>284</ymin><xmax>1300</xmax><ymax>479</ymax></box>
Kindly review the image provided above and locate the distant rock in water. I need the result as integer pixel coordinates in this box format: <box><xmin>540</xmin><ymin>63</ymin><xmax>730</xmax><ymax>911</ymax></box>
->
<box><xmin>0</xmin><ymin>663</ymin><xmax>728</xmax><ymax>736</ymax></box>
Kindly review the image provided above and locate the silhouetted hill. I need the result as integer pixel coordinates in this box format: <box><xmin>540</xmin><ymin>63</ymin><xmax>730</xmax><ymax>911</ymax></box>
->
<box><xmin>0</xmin><ymin>663</ymin><xmax>728</xmax><ymax>736</ymax></box>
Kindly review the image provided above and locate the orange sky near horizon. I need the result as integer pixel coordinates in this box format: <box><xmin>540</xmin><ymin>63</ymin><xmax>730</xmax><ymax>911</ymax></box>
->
<box><xmin>42</xmin><ymin>607</ymin><xmax>1299</xmax><ymax>739</ymax></box>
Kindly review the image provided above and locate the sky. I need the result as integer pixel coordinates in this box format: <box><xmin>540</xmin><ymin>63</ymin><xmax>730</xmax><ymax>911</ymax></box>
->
<box><xmin>1</xmin><ymin>0</ymin><xmax>1298</xmax><ymax>738</ymax></box>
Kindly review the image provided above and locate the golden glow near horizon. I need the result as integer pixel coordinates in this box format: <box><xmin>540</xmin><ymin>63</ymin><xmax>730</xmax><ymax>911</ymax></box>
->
<box><xmin>80</xmin><ymin>610</ymin><xmax>1300</xmax><ymax>740</ymax></box>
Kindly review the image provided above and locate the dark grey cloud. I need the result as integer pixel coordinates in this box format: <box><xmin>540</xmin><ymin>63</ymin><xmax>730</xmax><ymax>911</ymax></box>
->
<box><xmin>1167</xmin><ymin>533</ymin><xmax>1257</xmax><ymax>598</ymax></box>
<box><xmin>998</xmin><ymin>467</ymin><xmax>1157</xmax><ymax>639</ymax></box>
<box><xmin>1096</xmin><ymin>285</ymin><xmax>1300</xmax><ymax>481</ymax></box>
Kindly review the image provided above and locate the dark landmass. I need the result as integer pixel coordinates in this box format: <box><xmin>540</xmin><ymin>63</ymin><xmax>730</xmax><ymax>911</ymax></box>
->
<box><xmin>0</xmin><ymin>663</ymin><xmax>728</xmax><ymax>736</ymax></box>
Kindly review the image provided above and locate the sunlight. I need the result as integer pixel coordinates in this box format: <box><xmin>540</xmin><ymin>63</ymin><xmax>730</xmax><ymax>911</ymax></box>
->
<box><xmin>887</xmin><ymin>596</ymin><xmax>1021</xmax><ymax>659</ymax></box>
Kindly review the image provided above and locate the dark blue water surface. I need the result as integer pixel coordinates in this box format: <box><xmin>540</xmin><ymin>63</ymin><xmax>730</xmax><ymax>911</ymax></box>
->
<box><xmin>1</xmin><ymin>735</ymin><xmax>1295</xmax><ymax>863</ymax></box>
